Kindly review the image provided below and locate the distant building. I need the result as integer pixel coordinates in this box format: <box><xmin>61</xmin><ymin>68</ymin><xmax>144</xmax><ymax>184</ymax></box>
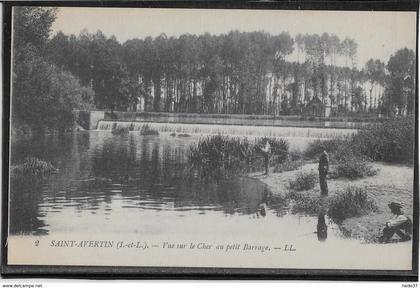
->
<box><xmin>304</xmin><ymin>96</ymin><xmax>330</xmax><ymax>117</ymax></box>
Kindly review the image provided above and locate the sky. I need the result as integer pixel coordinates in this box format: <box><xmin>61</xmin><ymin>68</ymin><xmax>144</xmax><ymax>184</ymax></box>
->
<box><xmin>51</xmin><ymin>7</ymin><xmax>417</xmax><ymax>69</ymax></box>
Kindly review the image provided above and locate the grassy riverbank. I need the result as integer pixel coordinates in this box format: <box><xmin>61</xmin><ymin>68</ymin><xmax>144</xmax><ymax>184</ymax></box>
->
<box><xmin>252</xmin><ymin>162</ymin><xmax>414</xmax><ymax>242</ymax></box>
<box><xmin>186</xmin><ymin>118</ymin><xmax>414</xmax><ymax>242</ymax></box>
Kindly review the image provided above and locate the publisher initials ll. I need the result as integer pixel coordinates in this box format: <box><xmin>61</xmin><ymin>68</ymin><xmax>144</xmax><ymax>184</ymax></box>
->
<box><xmin>284</xmin><ymin>244</ymin><xmax>296</xmax><ymax>251</ymax></box>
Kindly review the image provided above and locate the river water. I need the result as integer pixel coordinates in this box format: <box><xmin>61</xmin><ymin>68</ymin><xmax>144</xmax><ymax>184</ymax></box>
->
<box><xmin>8</xmin><ymin>127</ymin><xmax>414</xmax><ymax>270</ymax></box>
<box><xmin>9</xmin><ymin>130</ymin><xmax>415</xmax><ymax>270</ymax></box>
<box><xmin>10</xmin><ymin>131</ymin><xmax>347</xmax><ymax>242</ymax></box>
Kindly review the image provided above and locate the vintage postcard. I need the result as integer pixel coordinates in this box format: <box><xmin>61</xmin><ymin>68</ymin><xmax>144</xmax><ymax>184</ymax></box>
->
<box><xmin>3</xmin><ymin>4</ymin><xmax>418</xmax><ymax>277</ymax></box>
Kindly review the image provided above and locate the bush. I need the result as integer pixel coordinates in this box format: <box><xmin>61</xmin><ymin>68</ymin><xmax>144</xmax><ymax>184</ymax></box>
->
<box><xmin>274</xmin><ymin>159</ymin><xmax>303</xmax><ymax>173</ymax></box>
<box><xmin>188</xmin><ymin>135</ymin><xmax>289</xmax><ymax>181</ymax></box>
<box><xmin>328</xmin><ymin>186</ymin><xmax>378</xmax><ymax>223</ymax></box>
<box><xmin>289</xmin><ymin>171</ymin><xmax>318</xmax><ymax>191</ymax></box>
<box><xmin>188</xmin><ymin>135</ymin><xmax>254</xmax><ymax>180</ymax></box>
<box><xmin>331</xmin><ymin>156</ymin><xmax>378</xmax><ymax>180</ymax></box>
<box><xmin>287</xmin><ymin>191</ymin><xmax>325</xmax><ymax>215</ymax></box>
<box><xmin>288</xmin><ymin>150</ymin><xmax>303</xmax><ymax>161</ymax></box>
<box><xmin>305</xmin><ymin>118</ymin><xmax>415</xmax><ymax>165</ymax></box>
<box><xmin>178</xmin><ymin>133</ymin><xmax>191</xmax><ymax>137</ymax></box>
<box><xmin>111</xmin><ymin>126</ymin><xmax>129</xmax><ymax>136</ymax></box>
<box><xmin>304</xmin><ymin>136</ymin><xmax>368</xmax><ymax>165</ymax></box>
<box><xmin>352</xmin><ymin>117</ymin><xmax>414</xmax><ymax>163</ymax></box>
<box><xmin>11</xmin><ymin>157</ymin><xmax>57</xmax><ymax>178</ymax></box>
<box><xmin>304</xmin><ymin>138</ymin><xmax>346</xmax><ymax>159</ymax></box>
<box><xmin>140</xmin><ymin>124</ymin><xmax>159</xmax><ymax>136</ymax></box>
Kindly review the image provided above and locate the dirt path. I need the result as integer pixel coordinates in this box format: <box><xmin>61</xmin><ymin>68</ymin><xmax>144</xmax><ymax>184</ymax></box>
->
<box><xmin>252</xmin><ymin>162</ymin><xmax>414</xmax><ymax>242</ymax></box>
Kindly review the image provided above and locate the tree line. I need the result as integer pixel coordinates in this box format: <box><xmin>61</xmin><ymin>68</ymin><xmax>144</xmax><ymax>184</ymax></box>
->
<box><xmin>12</xmin><ymin>7</ymin><xmax>415</xmax><ymax>133</ymax></box>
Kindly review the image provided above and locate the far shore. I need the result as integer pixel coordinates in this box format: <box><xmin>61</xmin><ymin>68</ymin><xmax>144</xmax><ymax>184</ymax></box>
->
<box><xmin>251</xmin><ymin>162</ymin><xmax>414</xmax><ymax>242</ymax></box>
<box><xmin>102</xmin><ymin>110</ymin><xmax>384</xmax><ymax>122</ymax></box>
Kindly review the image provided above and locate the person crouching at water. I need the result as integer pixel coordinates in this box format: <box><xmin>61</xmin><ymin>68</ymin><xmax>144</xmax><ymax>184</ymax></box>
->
<box><xmin>260</xmin><ymin>141</ymin><xmax>271</xmax><ymax>175</ymax></box>
<box><xmin>318</xmin><ymin>150</ymin><xmax>329</xmax><ymax>196</ymax></box>
<box><xmin>379</xmin><ymin>202</ymin><xmax>412</xmax><ymax>243</ymax></box>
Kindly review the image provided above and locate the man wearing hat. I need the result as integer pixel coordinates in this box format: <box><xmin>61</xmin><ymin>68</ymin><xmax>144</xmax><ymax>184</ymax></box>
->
<box><xmin>260</xmin><ymin>140</ymin><xmax>271</xmax><ymax>175</ymax></box>
<box><xmin>379</xmin><ymin>202</ymin><xmax>412</xmax><ymax>243</ymax></box>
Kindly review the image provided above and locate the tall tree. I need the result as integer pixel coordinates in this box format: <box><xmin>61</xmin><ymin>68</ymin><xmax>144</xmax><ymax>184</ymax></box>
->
<box><xmin>385</xmin><ymin>48</ymin><xmax>415</xmax><ymax>115</ymax></box>
<box><xmin>341</xmin><ymin>38</ymin><xmax>358</xmax><ymax>111</ymax></box>
<box><xmin>364</xmin><ymin>59</ymin><xmax>385</xmax><ymax>111</ymax></box>
<box><xmin>13</xmin><ymin>7</ymin><xmax>94</xmax><ymax>133</ymax></box>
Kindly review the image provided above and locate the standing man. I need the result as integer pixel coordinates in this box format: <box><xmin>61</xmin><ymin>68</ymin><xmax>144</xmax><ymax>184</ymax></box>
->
<box><xmin>261</xmin><ymin>140</ymin><xmax>271</xmax><ymax>175</ymax></box>
<box><xmin>318</xmin><ymin>150</ymin><xmax>329</xmax><ymax>196</ymax></box>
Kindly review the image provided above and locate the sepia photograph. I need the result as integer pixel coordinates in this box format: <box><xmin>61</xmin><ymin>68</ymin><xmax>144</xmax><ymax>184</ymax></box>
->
<box><xmin>3</xmin><ymin>3</ymin><xmax>418</xmax><ymax>278</ymax></box>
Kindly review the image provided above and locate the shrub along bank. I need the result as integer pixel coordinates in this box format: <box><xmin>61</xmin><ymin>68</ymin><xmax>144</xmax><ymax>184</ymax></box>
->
<box><xmin>277</xmin><ymin>118</ymin><xmax>414</xmax><ymax>240</ymax></box>
<box><xmin>289</xmin><ymin>171</ymin><xmax>318</xmax><ymax>191</ymax></box>
<box><xmin>11</xmin><ymin>157</ymin><xmax>57</xmax><ymax>179</ymax></box>
<box><xmin>352</xmin><ymin>117</ymin><xmax>414</xmax><ymax>164</ymax></box>
<box><xmin>302</xmin><ymin>118</ymin><xmax>414</xmax><ymax>181</ymax></box>
<box><xmin>188</xmin><ymin>135</ymin><xmax>289</xmax><ymax>181</ymax></box>
<box><xmin>305</xmin><ymin>117</ymin><xmax>414</xmax><ymax>165</ymax></box>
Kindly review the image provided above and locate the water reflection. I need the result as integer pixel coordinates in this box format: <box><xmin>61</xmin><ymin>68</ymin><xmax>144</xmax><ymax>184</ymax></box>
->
<box><xmin>91</xmin><ymin>135</ymin><xmax>138</xmax><ymax>183</ymax></box>
<box><xmin>9</xmin><ymin>178</ymin><xmax>48</xmax><ymax>235</ymax></box>
<box><xmin>317</xmin><ymin>213</ymin><xmax>328</xmax><ymax>242</ymax></box>
<box><xmin>9</xmin><ymin>132</ymin><xmax>286</xmax><ymax>235</ymax></box>
<box><xmin>9</xmin><ymin>131</ymin><xmax>351</xmax><ymax>247</ymax></box>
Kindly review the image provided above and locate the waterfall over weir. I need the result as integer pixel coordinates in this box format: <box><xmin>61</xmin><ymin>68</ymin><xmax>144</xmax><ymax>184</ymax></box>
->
<box><xmin>97</xmin><ymin>120</ymin><xmax>357</xmax><ymax>138</ymax></box>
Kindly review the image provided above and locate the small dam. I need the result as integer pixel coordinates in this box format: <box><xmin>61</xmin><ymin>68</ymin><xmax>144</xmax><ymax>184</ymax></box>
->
<box><xmin>97</xmin><ymin>120</ymin><xmax>357</xmax><ymax>138</ymax></box>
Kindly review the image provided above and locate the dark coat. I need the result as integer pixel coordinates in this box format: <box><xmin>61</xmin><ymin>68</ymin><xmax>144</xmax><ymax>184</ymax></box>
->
<box><xmin>318</xmin><ymin>152</ymin><xmax>329</xmax><ymax>175</ymax></box>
